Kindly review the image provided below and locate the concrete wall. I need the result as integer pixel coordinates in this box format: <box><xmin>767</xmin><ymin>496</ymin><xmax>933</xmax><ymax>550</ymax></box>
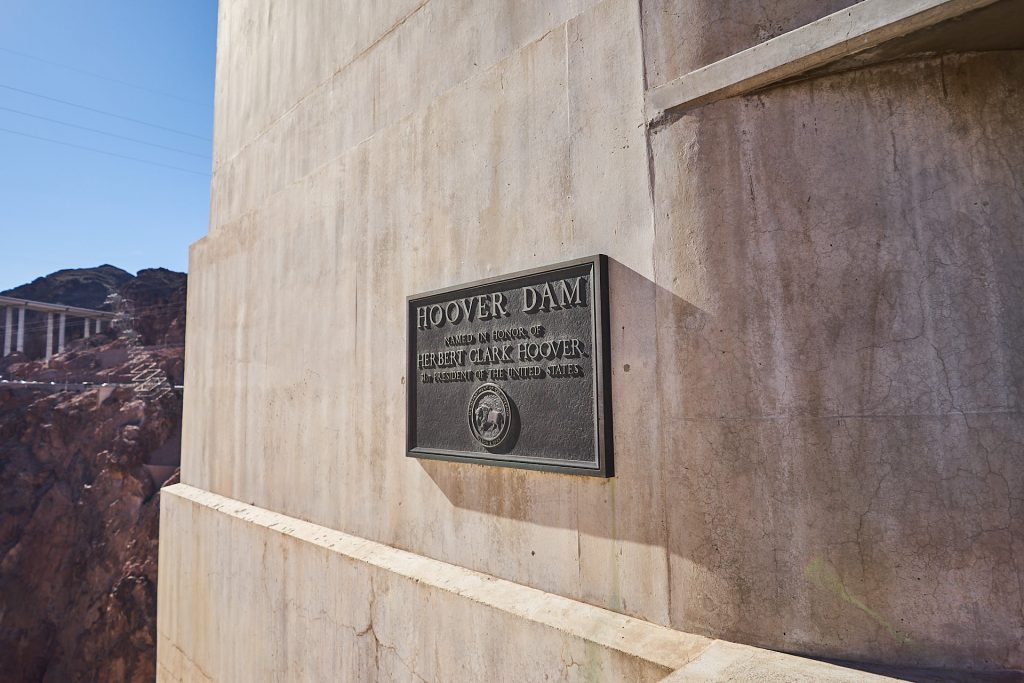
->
<box><xmin>157</xmin><ymin>485</ymin><xmax>684</xmax><ymax>682</ymax></box>
<box><xmin>160</xmin><ymin>0</ymin><xmax>1024</xmax><ymax>678</ymax></box>
<box><xmin>643</xmin><ymin>47</ymin><xmax>1024</xmax><ymax>669</ymax></box>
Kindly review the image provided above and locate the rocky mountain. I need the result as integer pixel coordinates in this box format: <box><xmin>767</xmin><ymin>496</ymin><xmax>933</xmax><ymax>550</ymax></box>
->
<box><xmin>2</xmin><ymin>265</ymin><xmax>132</xmax><ymax>311</ymax></box>
<box><xmin>0</xmin><ymin>266</ymin><xmax>186</xmax><ymax>683</ymax></box>
<box><xmin>1</xmin><ymin>267</ymin><xmax>186</xmax><ymax>360</ymax></box>
<box><xmin>119</xmin><ymin>269</ymin><xmax>187</xmax><ymax>348</ymax></box>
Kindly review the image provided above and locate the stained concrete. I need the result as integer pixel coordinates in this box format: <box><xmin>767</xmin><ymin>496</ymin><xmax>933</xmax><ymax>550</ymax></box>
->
<box><xmin>161</xmin><ymin>0</ymin><xmax>1024</xmax><ymax>679</ymax></box>
<box><xmin>641</xmin><ymin>0</ymin><xmax>862</xmax><ymax>87</ymax></box>
<box><xmin>645</xmin><ymin>0</ymin><xmax>1020</xmax><ymax>116</ymax></box>
<box><xmin>644</xmin><ymin>49</ymin><xmax>1024</xmax><ymax>671</ymax></box>
<box><xmin>157</xmin><ymin>484</ymin><xmax>683</xmax><ymax>682</ymax></box>
<box><xmin>159</xmin><ymin>483</ymin><xmax>906</xmax><ymax>682</ymax></box>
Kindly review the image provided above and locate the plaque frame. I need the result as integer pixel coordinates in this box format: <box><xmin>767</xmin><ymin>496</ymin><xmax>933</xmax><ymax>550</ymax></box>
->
<box><xmin>406</xmin><ymin>254</ymin><xmax>613</xmax><ymax>477</ymax></box>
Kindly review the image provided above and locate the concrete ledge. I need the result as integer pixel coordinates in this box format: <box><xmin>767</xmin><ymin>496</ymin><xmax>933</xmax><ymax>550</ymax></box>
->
<box><xmin>163</xmin><ymin>483</ymin><xmax>707</xmax><ymax>672</ymax></box>
<box><xmin>645</xmin><ymin>0</ymin><xmax>1005</xmax><ymax>118</ymax></box>
<box><xmin>160</xmin><ymin>483</ymin><xmax>902</xmax><ymax>681</ymax></box>
<box><xmin>665</xmin><ymin>642</ymin><xmax>898</xmax><ymax>682</ymax></box>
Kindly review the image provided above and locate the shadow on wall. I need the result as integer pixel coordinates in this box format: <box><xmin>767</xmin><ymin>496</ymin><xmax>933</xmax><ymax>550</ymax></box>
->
<box><xmin>417</xmin><ymin>256</ymin><xmax>683</xmax><ymax>538</ymax></box>
<box><xmin>419</xmin><ymin>250</ymin><xmax>1023</xmax><ymax>673</ymax></box>
<box><xmin>419</xmin><ymin>51</ymin><xmax>1024</xmax><ymax>672</ymax></box>
<box><xmin>417</xmin><ymin>259</ymin><xmax>926</xmax><ymax>655</ymax></box>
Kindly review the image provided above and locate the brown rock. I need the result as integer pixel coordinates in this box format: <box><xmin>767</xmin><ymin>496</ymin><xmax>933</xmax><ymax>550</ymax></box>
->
<box><xmin>0</xmin><ymin>272</ymin><xmax>185</xmax><ymax>683</ymax></box>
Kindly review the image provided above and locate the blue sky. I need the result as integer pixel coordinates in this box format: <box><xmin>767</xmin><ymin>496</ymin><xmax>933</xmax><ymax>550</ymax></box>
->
<box><xmin>0</xmin><ymin>1</ymin><xmax>217</xmax><ymax>291</ymax></box>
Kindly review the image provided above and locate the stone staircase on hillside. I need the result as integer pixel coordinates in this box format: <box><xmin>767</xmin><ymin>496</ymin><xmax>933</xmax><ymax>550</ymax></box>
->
<box><xmin>107</xmin><ymin>293</ymin><xmax>173</xmax><ymax>402</ymax></box>
<box><xmin>124</xmin><ymin>331</ymin><xmax>172</xmax><ymax>401</ymax></box>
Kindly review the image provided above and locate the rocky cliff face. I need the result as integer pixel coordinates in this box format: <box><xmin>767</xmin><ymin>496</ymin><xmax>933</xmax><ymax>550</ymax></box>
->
<box><xmin>0</xmin><ymin>266</ymin><xmax>185</xmax><ymax>683</ymax></box>
<box><xmin>118</xmin><ymin>268</ymin><xmax>187</xmax><ymax>348</ymax></box>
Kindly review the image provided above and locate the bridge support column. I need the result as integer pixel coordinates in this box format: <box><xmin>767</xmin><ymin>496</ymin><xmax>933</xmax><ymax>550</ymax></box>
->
<box><xmin>84</xmin><ymin>317</ymin><xmax>90</xmax><ymax>339</ymax></box>
<box><xmin>58</xmin><ymin>313</ymin><xmax>66</xmax><ymax>353</ymax></box>
<box><xmin>16</xmin><ymin>308</ymin><xmax>24</xmax><ymax>352</ymax></box>
<box><xmin>3</xmin><ymin>307</ymin><xmax>11</xmax><ymax>356</ymax></box>
<box><xmin>45</xmin><ymin>313</ymin><xmax>53</xmax><ymax>360</ymax></box>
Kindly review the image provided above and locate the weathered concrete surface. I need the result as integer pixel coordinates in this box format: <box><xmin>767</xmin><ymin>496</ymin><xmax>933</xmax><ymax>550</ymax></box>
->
<box><xmin>186</xmin><ymin>0</ymin><xmax>669</xmax><ymax>633</ymax></box>
<box><xmin>158</xmin><ymin>483</ymin><xmax>906</xmax><ymax>682</ymax></box>
<box><xmin>644</xmin><ymin>49</ymin><xmax>1024</xmax><ymax>671</ymax></box>
<box><xmin>641</xmin><ymin>0</ymin><xmax>861</xmax><ymax>87</ymax></box>
<box><xmin>644</xmin><ymin>0</ymin><xmax>1013</xmax><ymax>116</ymax></box>
<box><xmin>157</xmin><ymin>483</ymin><xmax>693</xmax><ymax>682</ymax></box>
<box><xmin>663</xmin><ymin>641</ymin><xmax>896</xmax><ymax>683</ymax></box>
<box><xmin>161</xmin><ymin>0</ymin><xmax>1024</xmax><ymax>678</ymax></box>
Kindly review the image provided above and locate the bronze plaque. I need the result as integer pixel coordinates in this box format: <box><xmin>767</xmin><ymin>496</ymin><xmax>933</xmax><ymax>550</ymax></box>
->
<box><xmin>406</xmin><ymin>255</ymin><xmax>612</xmax><ymax>476</ymax></box>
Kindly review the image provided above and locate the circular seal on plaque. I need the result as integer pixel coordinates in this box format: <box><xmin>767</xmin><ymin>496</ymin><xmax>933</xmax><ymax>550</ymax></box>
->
<box><xmin>468</xmin><ymin>383</ymin><xmax>513</xmax><ymax>449</ymax></box>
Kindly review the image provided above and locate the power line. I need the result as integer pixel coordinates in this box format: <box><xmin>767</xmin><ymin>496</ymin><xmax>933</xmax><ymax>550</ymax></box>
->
<box><xmin>0</xmin><ymin>83</ymin><xmax>211</xmax><ymax>141</ymax></box>
<box><xmin>0</xmin><ymin>126</ymin><xmax>210</xmax><ymax>177</ymax></box>
<box><xmin>0</xmin><ymin>46</ymin><xmax>211</xmax><ymax>108</ymax></box>
<box><xmin>0</xmin><ymin>105</ymin><xmax>210</xmax><ymax>159</ymax></box>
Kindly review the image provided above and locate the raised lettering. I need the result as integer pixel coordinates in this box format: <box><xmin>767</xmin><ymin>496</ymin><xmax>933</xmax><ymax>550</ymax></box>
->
<box><xmin>559</xmin><ymin>277</ymin><xmax>583</xmax><ymax>307</ymax></box>
<box><xmin>429</xmin><ymin>305</ymin><xmax>444</xmax><ymax>328</ymax></box>
<box><xmin>476</xmin><ymin>295</ymin><xmax>491</xmax><ymax>320</ymax></box>
<box><xmin>459</xmin><ymin>297</ymin><xmax>477</xmax><ymax>321</ymax></box>
<box><xmin>445</xmin><ymin>301</ymin><xmax>463</xmax><ymax>324</ymax></box>
<box><xmin>491</xmin><ymin>292</ymin><xmax>509</xmax><ymax>318</ymax></box>
<box><xmin>523</xmin><ymin>287</ymin><xmax>538</xmax><ymax>313</ymax></box>
<box><xmin>538</xmin><ymin>283</ymin><xmax>556</xmax><ymax>312</ymax></box>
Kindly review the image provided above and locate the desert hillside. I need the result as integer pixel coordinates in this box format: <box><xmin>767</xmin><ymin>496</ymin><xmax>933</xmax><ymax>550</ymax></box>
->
<box><xmin>0</xmin><ymin>266</ymin><xmax>185</xmax><ymax>683</ymax></box>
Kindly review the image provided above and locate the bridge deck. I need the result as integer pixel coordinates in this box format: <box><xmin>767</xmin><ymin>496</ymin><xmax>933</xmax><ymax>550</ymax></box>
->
<box><xmin>0</xmin><ymin>295</ymin><xmax>117</xmax><ymax>319</ymax></box>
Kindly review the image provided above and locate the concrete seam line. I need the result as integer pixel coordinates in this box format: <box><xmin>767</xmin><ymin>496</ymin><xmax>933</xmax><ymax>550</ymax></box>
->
<box><xmin>163</xmin><ymin>483</ymin><xmax>712</xmax><ymax>670</ymax></box>
<box><xmin>644</xmin><ymin>0</ymin><xmax>1000</xmax><ymax>118</ymax></box>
